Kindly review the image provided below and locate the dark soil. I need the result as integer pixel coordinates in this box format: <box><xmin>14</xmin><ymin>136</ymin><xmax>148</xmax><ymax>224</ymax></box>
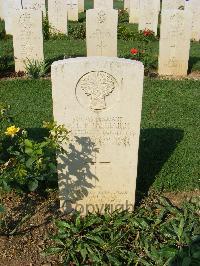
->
<box><xmin>0</xmin><ymin>191</ymin><xmax>62</xmax><ymax>266</ymax></box>
<box><xmin>0</xmin><ymin>190</ymin><xmax>199</xmax><ymax>266</ymax></box>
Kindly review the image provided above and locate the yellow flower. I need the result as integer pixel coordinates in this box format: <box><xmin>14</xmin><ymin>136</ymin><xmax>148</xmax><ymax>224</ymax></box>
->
<box><xmin>5</xmin><ymin>125</ymin><xmax>20</xmax><ymax>137</ymax></box>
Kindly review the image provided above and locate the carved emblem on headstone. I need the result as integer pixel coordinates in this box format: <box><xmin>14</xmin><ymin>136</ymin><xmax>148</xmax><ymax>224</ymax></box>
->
<box><xmin>77</xmin><ymin>71</ymin><xmax>116</xmax><ymax>111</ymax></box>
<box><xmin>97</xmin><ymin>10</ymin><xmax>106</xmax><ymax>23</ymax></box>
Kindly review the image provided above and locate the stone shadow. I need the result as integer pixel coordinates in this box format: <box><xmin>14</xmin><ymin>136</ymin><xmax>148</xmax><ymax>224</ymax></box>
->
<box><xmin>58</xmin><ymin>136</ymin><xmax>98</xmax><ymax>211</ymax></box>
<box><xmin>136</xmin><ymin>128</ymin><xmax>184</xmax><ymax>201</ymax></box>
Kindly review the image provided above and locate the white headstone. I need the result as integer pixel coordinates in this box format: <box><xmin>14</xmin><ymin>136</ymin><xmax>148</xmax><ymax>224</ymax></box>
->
<box><xmin>156</xmin><ymin>0</ymin><xmax>161</xmax><ymax>12</ymax></box>
<box><xmin>94</xmin><ymin>0</ymin><xmax>113</xmax><ymax>9</ymax></box>
<box><xmin>48</xmin><ymin>0</ymin><xmax>68</xmax><ymax>35</ymax></box>
<box><xmin>129</xmin><ymin>0</ymin><xmax>140</xmax><ymax>24</ymax></box>
<box><xmin>51</xmin><ymin>57</ymin><xmax>144</xmax><ymax>214</ymax></box>
<box><xmin>86</xmin><ymin>9</ymin><xmax>118</xmax><ymax>56</ymax></box>
<box><xmin>13</xmin><ymin>9</ymin><xmax>44</xmax><ymax>72</ymax></box>
<box><xmin>185</xmin><ymin>0</ymin><xmax>200</xmax><ymax>41</ymax></box>
<box><xmin>162</xmin><ymin>0</ymin><xmax>185</xmax><ymax>10</ymax></box>
<box><xmin>124</xmin><ymin>0</ymin><xmax>130</xmax><ymax>12</ymax></box>
<box><xmin>139</xmin><ymin>0</ymin><xmax>159</xmax><ymax>35</ymax></box>
<box><xmin>3</xmin><ymin>0</ymin><xmax>22</xmax><ymax>35</ymax></box>
<box><xmin>66</xmin><ymin>0</ymin><xmax>78</xmax><ymax>21</ymax></box>
<box><xmin>22</xmin><ymin>0</ymin><xmax>46</xmax><ymax>16</ymax></box>
<box><xmin>0</xmin><ymin>0</ymin><xmax>4</xmax><ymax>20</ymax></box>
<box><xmin>78</xmin><ymin>0</ymin><xmax>84</xmax><ymax>13</ymax></box>
<box><xmin>158</xmin><ymin>10</ymin><xmax>192</xmax><ymax>76</ymax></box>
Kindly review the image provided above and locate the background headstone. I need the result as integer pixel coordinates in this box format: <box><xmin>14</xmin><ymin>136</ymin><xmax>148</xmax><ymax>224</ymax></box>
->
<box><xmin>185</xmin><ymin>0</ymin><xmax>200</xmax><ymax>41</ymax></box>
<box><xmin>124</xmin><ymin>0</ymin><xmax>130</xmax><ymax>12</ymax></box>
<box><xmin>48</xmin><ymin>0</ymin><xmax>68</xmax><ymax>35</ymax></box>
<box><xmin>86</xmin><ymin>8</ymin><xmax>118</xmax><ymax>56</ymax></box>
<box><xmin>139</xmin><ymin>0</ymin><xmax>159</xmax><ymax>35</ymax></box>
<box><xmin>13</xmin><ymin>9</ymin><xmax>44</xmax><ymax>72</ymax></box>
<box><xmin>156</xmin><ymin>0</ymin><xmax>161</xmax><ymax>13</ymax></box>
<box><xmin>94</xmin><ymin>0</ymin><xmax>113</xmax><ymax>9</ymax></box>
<box><xmin>78</xmin><ymin>0</ymin><xmax>84</xmax><ymax>13</ymax></box>
<box><xmin>66</xmin><ymin>0</ymin><xmax>78</xmax><ymax>21</ymax></box>
<box><xmin>158</xmin><ymin>10</ymin><xmax>192</xmax><ymax>76</ymax></box>
<box><xmin>51</xmin><ymin>57</ymin><xmax>144</xmax><ymax>214</ymax></box>
<box><xmin>3</xmin><ymin>0</ymin><xmax>22</xmax><ymax>35</ymax></box>
<box><xmin>22</xmin><ymin>0</ymin><xmax>46</xmax><ymax>16</ymax></box>
<box><xmin>162</xmin><ymin>0</ymin><xmax>185</xmax><ymax>10</ymax></box>
<box><xmin>129</xmin><ymin>0</ymin><xmax>140</xmax><ymax>24</ymax></box>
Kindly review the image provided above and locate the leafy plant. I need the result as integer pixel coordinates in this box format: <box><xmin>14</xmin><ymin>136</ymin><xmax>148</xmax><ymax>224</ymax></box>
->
<box><xmin>130</xmin><ymin>47</ymin><xmax>158</xmax><ymax>73</ymax></box>
<box><xmin>0</xmin><ymin>102</ymin><xmax>12</xmax><ymax>123</ymax></box>
<box><xmin>0</xmin><ymin>122</ymin><xmax>70</xmax><ymax>192</ymax></box>
<box><xmin>0</xmin><ymin>19</ymin><xmax>6</xmax><ymax>40</ymax></box>
<box><xmin>45</xmin><ymin>197</ymin><xmax>200</xmax><ymax>265</ymax></box>
<box><xmin>118</xmin><ymin>9</ymin><xmax>129</xmax><ymax>23</ymax></box>
<box><xmin>68</xmin><ymin>23</ymin><xmax>86</xmax><ymax>39</ymax></box>
<box><xmin>0</xmin><ymin>55</ymin><xmax>13</xmax><ymax>73</ymax></box>
<box><xmin>43</xmin><ymin>15</ymin><xmax>51</xmax><ymax>40</ymax></box>
<box><xmin>25</xmin><ymin>59</ymin><xmax>48</xmax><ymax>79</ymax></box>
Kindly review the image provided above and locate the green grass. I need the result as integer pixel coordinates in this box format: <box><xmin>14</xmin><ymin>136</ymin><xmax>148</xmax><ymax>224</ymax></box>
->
<box><xmin>0</xmin><ymin>78</ymin><xmax>199</xmax><ymax>194</ymax></box>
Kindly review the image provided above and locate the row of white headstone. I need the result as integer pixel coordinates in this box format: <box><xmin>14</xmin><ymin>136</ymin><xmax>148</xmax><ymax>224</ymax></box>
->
<box><xmin>8</xmin><ymin>0</ymin><xmax>198</xmax><ymax>76</ymax></box>
<box><xmin>128</xmin><ymin>0</ymin><xmax>200</xmax><ymax>42</ymax></box>
<box><xmin>0</xmin><ymin>0</ymin><xmax>85</xmax><ymax>35</ymax></box>
<box><xmin>7</xmin><ymin>1</ymin><xmax>119</xmax><ymax>72</ymax></box>
<box><xmin>126</xmin><ymin>0</ymin><xmax>200</xmax><ymax>76</ymax></box>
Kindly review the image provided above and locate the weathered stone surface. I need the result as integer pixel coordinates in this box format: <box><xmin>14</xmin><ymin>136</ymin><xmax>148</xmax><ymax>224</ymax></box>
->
<box><xmin>139</xmin><ymin>0</ymin><xmax>159</xmax><ymax>35</ymax></box>
<box><xmin>66</xmin><ymin>0</ymin><xmax>78</xmax><ymax>21</ymax></box>
<box><xmin>51</xmin><ymin>57</ymin><xmax>144</xmax><ymax>214</ymax></box>
<box><xmin>78</xmin><ymin>0</ymin><xmax>84</xmax><ymax>13</ymax></box>
<box><xmin>185</xmin><ymin>0</ymin><xmax>200</xmax><ymax>41</ymax></box>
<box><xmin>86</xmin><ymin>9</ymin><xmax>118</xmax><ymax>56</ymax></box>
<box><xmin>94</xmin><ymin>0</ymin><xmax>113</xmax><ymax>9</ymax></box>
<box><xmin>48</xmin><ymin>0</ymin><xmax>68</xmax><ymax>34</ymax></box>
<box><xmin>162</xmin><ymin>0</ymin><xmax>185</xmax><ymax>10</ymax></box>
<box><xmin>129</xmin><ymin>0</ymin><xmax>140</xmax><ymax>24</ymax></box>
<box><xmin>124</xmin><ymin>0</ymin><xmax>130</xmax><ymax>12</ymax></box>
<box><xmin>22</xmin><ymin>0</ymin><xmax>46</xmax><ymax>16</ymax></box>
<box><xmin>158</xmin><ymin>10</ymin><xmax>192</xmax><ymax>76</ymax></box>
<box><xmin>3</xmin><ymin>0</ymin><xmax>22</xmax><ymax>35</ymax></box>
<box><xmin>156</xmin><ymin>0</ymin><xmax>161</xmax><ymax>12</ymax></box>
<box><xmin>13</xmin><ymin>9</ymin><xmax>44</xmax><ymax>72</ymax></box>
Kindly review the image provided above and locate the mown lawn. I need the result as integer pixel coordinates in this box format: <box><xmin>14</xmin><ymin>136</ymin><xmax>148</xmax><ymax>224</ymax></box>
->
<box><xmin>0</xmin><ymin>78</ymin><xmax>199</xmax><ymax>194</ymax></box>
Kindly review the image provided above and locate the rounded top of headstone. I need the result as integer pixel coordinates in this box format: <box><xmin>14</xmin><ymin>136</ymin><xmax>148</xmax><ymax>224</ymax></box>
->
<box><xmin>51</xmin><ymin>57</ymin><xmax>144</xmax><ymax>70</ymax></box>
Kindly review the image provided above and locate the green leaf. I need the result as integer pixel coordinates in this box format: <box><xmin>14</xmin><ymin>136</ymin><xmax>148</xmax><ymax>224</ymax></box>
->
<box><xmin>28</xmin><ymin>179</ymin><xmax>38</xmax><ymax>191</ymax></box>
<box><xmin>85</xmin><ymin>235</ymin><xmax>104</xmax><ymax>245</ymax></box>
<box><xmin>182</xmin><ymin>257</ymin><xmax>192</xmax><ymax>266</ymax></box>
<box><xmin>55</xmin><ymin>220</ymin><xmax>71</xmax><ymax>229</ymax></box>
<box><xmin>25</xmin><ymin>157</ymin><xmax>35</xmax><ymax>168</ymax></box>
<box><xmin>78</xmin><ymin>244</ymin><xmax>87</xmax><ymax>262</ymax></box>
<box><xmin>25</xmin><ymin>147</ymin><xmax>33</xmax><ymax>155</ymax></box>
<box><xmin>177</xmin><ymin>217</ymin><xmax>185</xmax><ymax>239</ymax></box>
<box><xmin>107</xmin><ymin>254</ymin><xmax>121</xmax><ymax>265</ymax></box>
<box><xmin>24</xmin><ymin>139</ymin><xmax>33</xmax><ymax>148</ymax></box>
<box><xmin>45</xmin><ymin>247</ymin><xmax>63</xmax><ymax>254</ymax></box>
<box><xmin>0</xmin><ymin>204</ymin><xmax>5</xmax><ymax>213</ymax></box>
<box><xmin>159</xmin><ymin>247</ymin><xmax>177</xmax><ymax>257</ymax></box>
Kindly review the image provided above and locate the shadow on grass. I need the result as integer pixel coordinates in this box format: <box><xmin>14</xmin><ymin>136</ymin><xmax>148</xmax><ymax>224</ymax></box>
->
<box><xmin>136</xmin><ymin>128</ymin><xmax>184</xmax><ymax>202</ymax></box>
<box><xmin>27</xmin><ymin>127</ymin><xmax>50</xmax><ymax>141</ymax></box>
